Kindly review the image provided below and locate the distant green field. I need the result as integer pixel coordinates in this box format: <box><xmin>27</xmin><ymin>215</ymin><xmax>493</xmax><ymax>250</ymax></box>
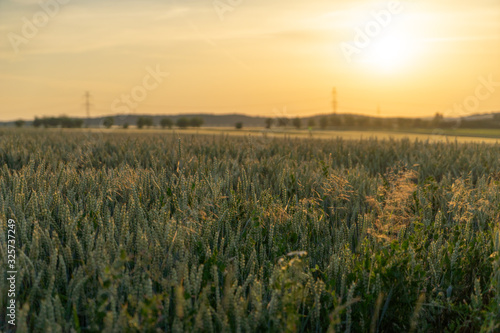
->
<box><xmin>397</xmin><ymin>128</ymin><xmax>500</xmax><ymax>139</ymax></box>
<box><xmin>30</xmin><ymin>126</ymin><xmax>500</xmax><ymax>144</ymax></box>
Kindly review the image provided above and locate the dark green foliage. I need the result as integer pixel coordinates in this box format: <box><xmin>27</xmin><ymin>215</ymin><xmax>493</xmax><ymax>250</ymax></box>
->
<box><xmin>33</xmin><ymin>117</ymin><xmax>42</xmax><ymax>128</ymax></box>
<box><xmin>0</xmin><ymin>130</ymin><xmax>498</xmax><ymax>332</ymax></box>
<box><xmin>160</xmin><ymin>118</ymin><xmax>173</xmax><ymax>129</ymax></box>
<box><xmin>103</xmin><ymin>117</ymin><xmax>114</xmax><ymax>129</ymax></box>
<box><xmin>189</xmin><ymin>117</ymin><xmax>204</xmax><ymax>128</ymax></box>
<box><xmin>277</xmin><ymin>118</ymin><xmax>289</xmax><ymax>127</ymax></box>
<box><xmin>137</xmin><ymin>117</ymin><xmax>153</xmax><ymax>129</ymax></box>
<box><xmin>292</xmin><ymin>117</ymin><xmax>301</xmax><ymax>129</ymax></box>
<box><xmin>176</xmin><ymin>117</ymin><xmax>190</xmax><ymax>129</ymax></box>
<box><xmin>33</xmin><ymin>116</ymin><xmax>83</xmax><ymax>128</ymax></box>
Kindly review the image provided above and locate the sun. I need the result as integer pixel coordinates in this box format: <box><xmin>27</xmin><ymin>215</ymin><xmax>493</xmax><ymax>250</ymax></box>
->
<box><xmin>361</xmin><ymin>33</ymin><xmax>419</xmax><ymax>73</ymax></box>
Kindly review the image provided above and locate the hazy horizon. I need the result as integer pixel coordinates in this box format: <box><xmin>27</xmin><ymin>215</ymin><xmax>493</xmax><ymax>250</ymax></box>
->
<box><xmin>1</xmin><ymin>0</ymin><xmax>499</xmax><ymax>122</ymax></box>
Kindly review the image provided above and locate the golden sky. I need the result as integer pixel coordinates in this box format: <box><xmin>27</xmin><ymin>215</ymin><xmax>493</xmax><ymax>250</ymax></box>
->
<box><xmin>0</xmin><ymin>0</ymin><xmax>499</xmax><ymax>121</ymax></box>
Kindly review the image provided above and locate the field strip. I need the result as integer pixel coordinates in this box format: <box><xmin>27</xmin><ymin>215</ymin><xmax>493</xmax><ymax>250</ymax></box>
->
<box><xmin>23</xmin><ymin>127</ymin><xmax>500</xmax><ymax>144</ymax></box>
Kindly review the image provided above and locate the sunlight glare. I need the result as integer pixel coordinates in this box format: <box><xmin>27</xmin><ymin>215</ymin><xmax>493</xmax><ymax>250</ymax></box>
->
<box><xmin>362</xmin><ymin>33</ymin><xmax>419</xmax><ymax>73</ymax></box>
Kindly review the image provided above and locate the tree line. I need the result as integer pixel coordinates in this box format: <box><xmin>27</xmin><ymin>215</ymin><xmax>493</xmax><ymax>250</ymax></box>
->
<box><xmin>134</xmin><ymin>116</ymin><xmax>204</xmax><ymax>129</ymax></box>
<box><xmin>12</xmin><ymin>113</ymin><xmax>500</xmax><ymax>130</ymax></box>
<box><xmin>32</xmin><ymin>116</ymin><xmax>84</xmax><ymax>128</ymax></box>
<box><xmin>261</xmin><ymin>113</ymin><xmax>500</xmax><ymax>130</ymax></box>
<box><xmin>14</xmin><ymin>116</ymin><xmax>205</xmax><ymax>129</ymax></box>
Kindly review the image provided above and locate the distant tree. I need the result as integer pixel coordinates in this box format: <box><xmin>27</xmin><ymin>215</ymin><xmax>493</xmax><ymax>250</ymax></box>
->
<box><xmin>60</xmin><ymin>116</ymin><xmax>73</xmax><ymax>128</ymax></box>
<box><xmin>292</xmin><ymin>117</ymin><xmax>302</xmax><ymax>129</ymax></box>
<box><xmin>31</xmin><ymin>116</ymin><xmax>81</xmax><ymax>129</ymax></box>
<box><xmin>137</xmin><ymin>117</ymin><xmax>144</xmax><ymax>129</ymax></box>
<box><xmin>176</xmin><ymin>117</ymin><xmax>190</xmax><ymax>129</ymax></box>
<box><xmin>53</xmin><ymin>117</ymin><xmax>62</xmax><ymax>127</ymax></box>
<box><xmin>137</xmin><ymin>117</ymin><xmax>153</xmax><ymax>129</ymax></box>
<box><xmin>123</xmin><ymin>123</ymin><xmax>129</xmax><ymax>129</ymax></box>
<box><xmin>433</xmin><ymin>112</ymin><xmax>444</xmax><ymax>126</ymax></box>
<box><xmin>160</xmin><ymin>118</ymin><xmax>173</xmax><ymax>129</ymax></box>
<box><xmin>144</xmin><ymin>117</ymin><xmax>153</xmax><ymax>128</ymax></box>
<box><xmin>14</xmin><ymin>120</ymin><xmax>25</xmax><ymax>128</ymax></box>
<box><xmin>277</xmin><ymin>118</ymin><xmax>289</xmax><ymax>127</ymax></box>
<box><xmin>73</xmin><ymin>119</ymin><xmax>84</xmax><ymax>128</ymax></box>
<box><xmin>33</xmin><ymin>117</ymin><xmax>42</xmax><ymax>128</ymax></box>
<box><xmin>189</xmin><ymin>117</ymin><xmax>204</xmax><ymax>128</ymax></box>
<box><xmin>103</xmin><ymin>117</ymin><xmax>114</xmax><ymax>129</ymax></box>
<box><xmin>307</xmin><ymin>118</ymin><xmax>316</xmax><ymax>128</ymax></box>
<box><xmin>265</xmin><ymin>118</ymin><xmax>273</xmax><ymax>129</ymax></box>
<box><xmin>319</xmin><ymin>116</ymin><xmax>329</xmax><ymax>129</ymax></box>
<box><xmin>40</xmin><ymin>118</ymin><xmax>48</xmax><ymax>128</ymax></box>
<box><xmin>41</xmin><ymin>117</ymin><xmax>59</xmax><ymax>128</ymax></box>
<box><xmin>235</xmin><ymin>122</ymin><xmax>243</xmax><ymax>129</ymax></box>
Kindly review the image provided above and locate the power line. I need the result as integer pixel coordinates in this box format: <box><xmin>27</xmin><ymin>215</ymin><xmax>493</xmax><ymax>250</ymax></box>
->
<box><xmin>11</xmin><ymin>89</ymin><xmax>456</xmax><ymax>119</ymax></box>
<box><xmin>139</xmin><ymin>96</ymin><xmax>447</xmax><ymax>111</ymax></box>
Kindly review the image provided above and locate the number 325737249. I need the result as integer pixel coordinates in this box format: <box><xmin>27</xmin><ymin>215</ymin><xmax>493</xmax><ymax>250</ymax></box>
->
<box><xmin>7</xmin><ymin>219</ymin><xmax>16</xmax><ymax>264</ymax></box>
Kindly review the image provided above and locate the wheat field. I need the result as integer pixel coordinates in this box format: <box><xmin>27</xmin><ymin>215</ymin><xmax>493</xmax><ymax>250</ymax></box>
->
<box><xmin>0</xmin><ymin>129</ymin><xmax>499</xmax><ymax>332</ymax></box>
